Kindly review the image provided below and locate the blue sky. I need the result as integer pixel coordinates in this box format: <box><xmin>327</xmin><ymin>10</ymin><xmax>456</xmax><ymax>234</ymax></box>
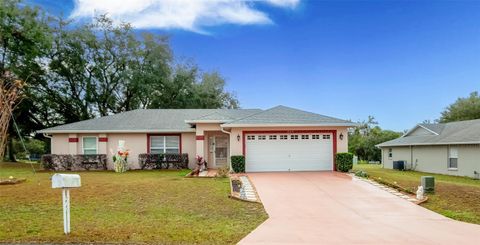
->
<box><xmin>31</xmin><ymin>0</ymin><xmax>480</xmax><ymax>131</ymax></box>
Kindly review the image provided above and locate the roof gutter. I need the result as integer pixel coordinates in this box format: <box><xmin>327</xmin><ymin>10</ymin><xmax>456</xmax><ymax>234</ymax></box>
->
<box><xmin>377</xmin><ymin>141</ymin><xmax>480</xmax><ymax>148</ymax></box>
<box><xmin>36</xmin><ymin>129</ymin><xmax>196</xmax><ymax>134</ymax></box>
<box><xmin>221</xmin><ymin>123</ymin><xmax>359</xmax><ymax>128</ymax></box>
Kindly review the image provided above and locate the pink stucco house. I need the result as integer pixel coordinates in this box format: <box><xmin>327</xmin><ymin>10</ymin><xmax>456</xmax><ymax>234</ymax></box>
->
<box><xmin>38</xmin><ymin>106</ymin><xmax>356</xmax><ymax>172</ymax></box>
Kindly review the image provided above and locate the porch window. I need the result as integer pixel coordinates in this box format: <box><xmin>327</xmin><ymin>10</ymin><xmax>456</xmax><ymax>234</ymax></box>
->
<box><xmin>82</xmin><ymin>137</ymin><xmax>98</xmax><ymax>154</ymax></box>
<box><xmin>388</xmin><ymin>148</ymin><xmax>393</xmax><ymax>158</ymax></box>
<box><xmin>150</xmin><ymin>135</ymin><xmax>180</xmax><ymax>154</ymax></box>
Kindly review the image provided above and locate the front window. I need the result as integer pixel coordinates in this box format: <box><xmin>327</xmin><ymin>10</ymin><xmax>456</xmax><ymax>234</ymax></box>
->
<box><xmin>388</xmin><ymin>148</ymin><xmax>393</xmax><ymax>158</ymax></box>
<box><xmin>448</xmin><ymin>147</ymin><xmax>458</xmax><ymax>169</ymax></box>
<box><xmin>150</xmin><ymin>135</ymin><xmax>180</xmax><ymax>154</ymax></box>
<box><xmin>83</xmin><ymin>137</ymin><xmax>97</xmax><ymax>154</ymax></box>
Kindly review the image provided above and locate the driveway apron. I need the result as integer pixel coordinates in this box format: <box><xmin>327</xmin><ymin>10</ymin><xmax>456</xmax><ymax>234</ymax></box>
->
<box><xmin>239</xmin><ymin>172</ymin><xmax>480</xmax><ymax>245</ymax></box>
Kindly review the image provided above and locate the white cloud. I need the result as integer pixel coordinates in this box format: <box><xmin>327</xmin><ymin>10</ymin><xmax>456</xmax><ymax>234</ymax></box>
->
<box><xmin>70</xmin><ymin>0</ymin><xmax>300</xmax><ymax>32</ymax></box>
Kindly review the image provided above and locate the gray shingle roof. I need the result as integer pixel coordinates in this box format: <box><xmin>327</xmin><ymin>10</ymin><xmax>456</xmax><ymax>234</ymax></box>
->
<box><xmin>188</xmin><ymin>109</ymin><xmax>262</xmax><ymax>121</ymax></box>
<box><xmin>37</xmin><ymin>106</ymin><xmax>355</xmax><ymax>134</ymax></box>
<box><xmin>377</xmin><ymin>119</ymin><xmax>480</xmax><ymax>147</ymax></box>
<box><xmin>223</xmin><ymin>105</ymin><xmax>356</xmax><ymax>127</ymax></box>
<box><xmin>37</xmin><ymin>109</ymin><xmax>261</xmax><ymax>133</ymax></box>
<box><xmin>420</xmin><ymin>123</ymin><xmax>446</xmax><ymax>134</ymax></box>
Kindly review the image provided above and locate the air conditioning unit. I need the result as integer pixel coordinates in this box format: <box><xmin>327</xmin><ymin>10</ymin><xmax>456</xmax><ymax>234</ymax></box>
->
<box><xmin>421</xmin><ymin>176</ymin><xmax>435</xmax><ymax>193</ymax></box>
<box><xmin>393</xmin><ymin>160</ymin><xmax>405</xmax><ymax>170</ymax></box>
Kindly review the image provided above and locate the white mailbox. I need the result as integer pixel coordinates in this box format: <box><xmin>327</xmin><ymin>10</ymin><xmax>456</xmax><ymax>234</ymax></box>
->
<box><xmin>51</xmin><ymin>174</ymin><xmax>81</xmax><ymax>235</ymax></box>
<box><xmin>52</xmin><ymin>174</ymin><xmax>81</xmax><ymax>188</ymax></box>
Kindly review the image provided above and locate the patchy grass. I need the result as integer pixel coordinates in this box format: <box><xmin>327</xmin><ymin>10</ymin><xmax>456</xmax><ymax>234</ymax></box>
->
<box><xmin>353</xmin><ymin>164</ymin><xmax>480</xmax><ymax>224</ymax></box>
<box><xmin>0</xmin><ymin>162</ymin><xmax>268</xmax><ymax>244</ymax></box>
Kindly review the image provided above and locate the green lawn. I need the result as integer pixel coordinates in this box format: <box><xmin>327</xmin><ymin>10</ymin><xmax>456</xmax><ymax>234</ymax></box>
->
<box><xmin>353</xmin><ymin>164</ymin><xmax>480</xmax><ymax>224</ymax></box>
<box><xmin>0</xmin><ymin>162</ymin><xmax>268</xmax><ymax>244</ymax></box>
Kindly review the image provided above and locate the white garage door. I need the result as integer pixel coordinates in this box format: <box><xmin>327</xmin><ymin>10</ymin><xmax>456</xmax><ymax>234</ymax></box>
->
<box><xmin>245</xmin><ymin>133</ymin><xmax>333</xmax><ymax>172</ymax></box>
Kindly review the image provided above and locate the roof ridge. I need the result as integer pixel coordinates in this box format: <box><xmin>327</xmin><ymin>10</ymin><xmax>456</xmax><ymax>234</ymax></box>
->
<box><xmin>194</xmin><ymin>111</ymin><xmax>235</xmax><ymax>120</ymax></box>
<box><xmin>226</xmin><ymin>106</ymin><xmax>278</xmax><ymax>124</ymax></box>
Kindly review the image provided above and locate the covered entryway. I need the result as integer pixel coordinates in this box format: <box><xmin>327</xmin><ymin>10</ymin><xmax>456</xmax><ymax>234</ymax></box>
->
<box><xmin>245</xmin><ymin>132</ymin><xmax>334</xmax><ymax>172</ymax></box>
<box><xmin>206</xmin><ymin>132</ymin><xmax>229</xmax><ymax>168</ymax></box>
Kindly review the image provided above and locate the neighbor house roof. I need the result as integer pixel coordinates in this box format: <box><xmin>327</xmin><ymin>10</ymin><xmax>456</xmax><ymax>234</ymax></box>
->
<box><xmin>377</xmin><ymin>119</ymin><xmax>480</xmax><ymax>147</ymax></box>
<box><xmin>222</xmin><ymin>105</ymin><xmax>357</xmax><ymax>127</ymax></box>
<box><xmin>37</xmin><ymin>106</ymin><xmax>355</xmax><ymax>134</ymax></box>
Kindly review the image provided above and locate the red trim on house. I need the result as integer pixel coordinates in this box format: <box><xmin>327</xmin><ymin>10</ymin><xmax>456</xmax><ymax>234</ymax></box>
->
<box><xmin>242</xmin><ymin>130</ymin><xmax>338</xmax><ymax>171</ymax></box>
<box><xmin>196</xmin><ymin>135</ymin><xmax>205</xmax><ymax>140</ymax></box>
<box><xmin>146</xmin><ymin>133</ymin><xmax>182</xmax><ymax>154</ymax></box>
<box><xmin>99</xmin><ymin>137</ymin><xmax>108</xmax><ymax>142</ymax></box>
<box><xmin>68</xmin><ymin>138</ymin><xmax>79</xmax><ymax>143</ymax></box>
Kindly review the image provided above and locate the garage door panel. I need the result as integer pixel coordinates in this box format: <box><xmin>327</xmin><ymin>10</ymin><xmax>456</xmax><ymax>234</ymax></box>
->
<box><xmin>245</xmin><ymin>133</ymin><xmax>333</xmax><ymax>172</ymax></box>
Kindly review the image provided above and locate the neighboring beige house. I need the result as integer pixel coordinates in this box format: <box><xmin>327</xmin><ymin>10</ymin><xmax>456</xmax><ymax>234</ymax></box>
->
<box><xmin>377</xmin><ymin>119</ymin><xmax>480</xmax><ymax>178</ymax></box>
<box><xmin>37</xmin><ymin>106</ymin><xmax>356</xmax><ymax>172</ymax></box>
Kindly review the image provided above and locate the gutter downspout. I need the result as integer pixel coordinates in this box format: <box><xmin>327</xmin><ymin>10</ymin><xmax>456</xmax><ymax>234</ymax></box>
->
<box><xmin>410</xmin><ymin>145</ymin><xmax>413</xmax><ymax>170</ymax></box>
<box><xmin>43</xmin><ymin>133</ymin><xmax>52</xmax><ymax>139</ymax></box>
<box><xmin>221</xmin><ymin>127</ymin><xmax>233</xmax><ymax>172</ymax></box>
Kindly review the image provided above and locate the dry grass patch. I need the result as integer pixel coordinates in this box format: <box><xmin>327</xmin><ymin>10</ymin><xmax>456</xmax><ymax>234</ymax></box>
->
<box><xmin>0</xmin><ymin>162</ymin><xmax>267</xmax><ymax>244</ymax></box>
<box><xmin>354</xmin><ymin>164</ymin><xmax>480</xmax><ymax>224</ymax></box>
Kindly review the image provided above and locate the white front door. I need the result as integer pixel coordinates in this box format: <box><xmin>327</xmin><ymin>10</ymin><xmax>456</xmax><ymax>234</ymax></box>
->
<box><xmin>210</xmin><ymin>135</ymin><xmax>228</xmax><ymax>167</ymax></box>
<box><xmin>245</xmin><ymin>133</ymin><xmax>333</xmax><ymax>172</ymax></box>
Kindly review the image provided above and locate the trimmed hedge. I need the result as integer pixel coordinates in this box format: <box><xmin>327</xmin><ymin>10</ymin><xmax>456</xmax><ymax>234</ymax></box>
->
<box><xmin>138</xmin><ymin>153</ymin><xmax>189</xmax><ymax>169</ymax></box>
<box><xmin>231</xmin><ymin>155</ymin><xmax>245</xmax><ymax>173</ymax></box>
<box><xmin>41</xmin><ymin>154</ymin><xmax>107</xmax><ymax>171</ymax></box>
<box><xmin>335</xmin><ymin>152</ymin><xmax>354</xmax><ymax>172</ymax></box>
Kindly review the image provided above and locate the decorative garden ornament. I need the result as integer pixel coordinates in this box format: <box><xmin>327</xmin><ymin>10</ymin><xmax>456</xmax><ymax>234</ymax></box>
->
<box><xmin>113</xmin><ymin>140</ymin><xmax>129</xmax><ymax>173</ymax></box>
<box><xmin>416</xmin><ymin>186</ymin><xmax>424</xmax><ymax>200</ymax></box>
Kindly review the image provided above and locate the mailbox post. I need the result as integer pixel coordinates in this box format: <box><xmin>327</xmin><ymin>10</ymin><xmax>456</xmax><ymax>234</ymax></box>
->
<box><xmin>51</xmin><ymin>174</ymin><xmax>81</xmax><ymax>234</ymax></box>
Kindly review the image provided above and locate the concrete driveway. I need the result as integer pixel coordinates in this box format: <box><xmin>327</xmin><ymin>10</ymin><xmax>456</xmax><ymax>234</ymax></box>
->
<box><xmin>239</xmin><ymin>172</ymin><xmax>480</xmax><ymax>245</ymax></box>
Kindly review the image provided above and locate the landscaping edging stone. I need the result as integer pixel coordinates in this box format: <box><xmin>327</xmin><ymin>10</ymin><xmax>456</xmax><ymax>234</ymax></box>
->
<box><xmin>351</xmin><ymin>174</ymin><xmax>428</xmax><ymax>204</ymax></box>
<box><xmin>229</xmin><ymin>174</ymin><xmax>261</xmax><ymax>203</ymax></box>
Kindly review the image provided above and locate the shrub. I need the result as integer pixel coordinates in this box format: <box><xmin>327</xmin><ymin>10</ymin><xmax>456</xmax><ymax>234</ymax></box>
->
<box><xmin>354</xmin><ymin>170</ymin><xmax>368</xmax><ymax>178</ymax></box>
<box><xmin>138</xmin><ymin>153</ymin><xmax>189</xmax><ymax>169</ymax></box>
<box><xmin>231</xmin><ymin>155</ymin><xmax>245</xmax><ymax>173</ymax></box>
<box><xmin>41</xmin><ymin>154</ymin><xmax>107</xmax><ymax>171</ymax></box>
<box><xmin>40</xmin><ymin>154</ymin><xmax>54</xmax><ymax>170</ymax></box>
<box><xmin>336</xmin><ymin>152</ymin><xmax>353</xmax><ymax>172</ymax></box>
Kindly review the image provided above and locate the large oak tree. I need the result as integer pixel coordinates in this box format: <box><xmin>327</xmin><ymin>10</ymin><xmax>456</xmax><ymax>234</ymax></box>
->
<box><xmin>1</xmin><ymin>0</ymin><xmax>239</xmax><ymax>159</ymax></box>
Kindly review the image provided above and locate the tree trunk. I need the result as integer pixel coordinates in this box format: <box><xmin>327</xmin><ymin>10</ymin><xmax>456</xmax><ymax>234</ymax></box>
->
<box><xmin>7</xmin><ymin>136</ymin><xmax>16</xmax><ymax>162</ymax></box>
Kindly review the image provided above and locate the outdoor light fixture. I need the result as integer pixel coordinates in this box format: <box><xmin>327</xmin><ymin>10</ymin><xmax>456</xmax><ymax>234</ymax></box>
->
<box><xmin>339</xmin><ymin>133</ymin><xmax>344</xmax><ymax>140</ymax></box>
<box><xmin>237</xmin><ymin>134</ymin><xmax>241</xmax><ymax>141</ymax></box>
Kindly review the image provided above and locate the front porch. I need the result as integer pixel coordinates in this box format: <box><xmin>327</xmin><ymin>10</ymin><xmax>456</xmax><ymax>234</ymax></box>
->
<box><xmin>204</xmin><ymin>131</ymin><xmax>230</xmax><ymax>169</ymax></box>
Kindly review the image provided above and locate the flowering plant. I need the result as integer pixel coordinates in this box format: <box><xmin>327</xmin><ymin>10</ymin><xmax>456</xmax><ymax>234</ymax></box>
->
<box><xmin>112</xmin><ymin>140</ymin><xmax>129</xmax><ymax>173</ymax></box>
<box><xmin>195</xmin><ymin>155</ymin><xmax>207</xmax><ymax>171</ymax></box>
<box><xmin>117</xmin><ymin>150</ymin><xmax>130</xmax><ymax>161</ymax></box>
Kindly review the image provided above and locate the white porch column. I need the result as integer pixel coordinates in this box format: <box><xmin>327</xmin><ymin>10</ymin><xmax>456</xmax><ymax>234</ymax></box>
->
<box><xmin>195</xmin><ymin>128</ymin><xmax>205</xmax><ymax>159</ymax></box>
